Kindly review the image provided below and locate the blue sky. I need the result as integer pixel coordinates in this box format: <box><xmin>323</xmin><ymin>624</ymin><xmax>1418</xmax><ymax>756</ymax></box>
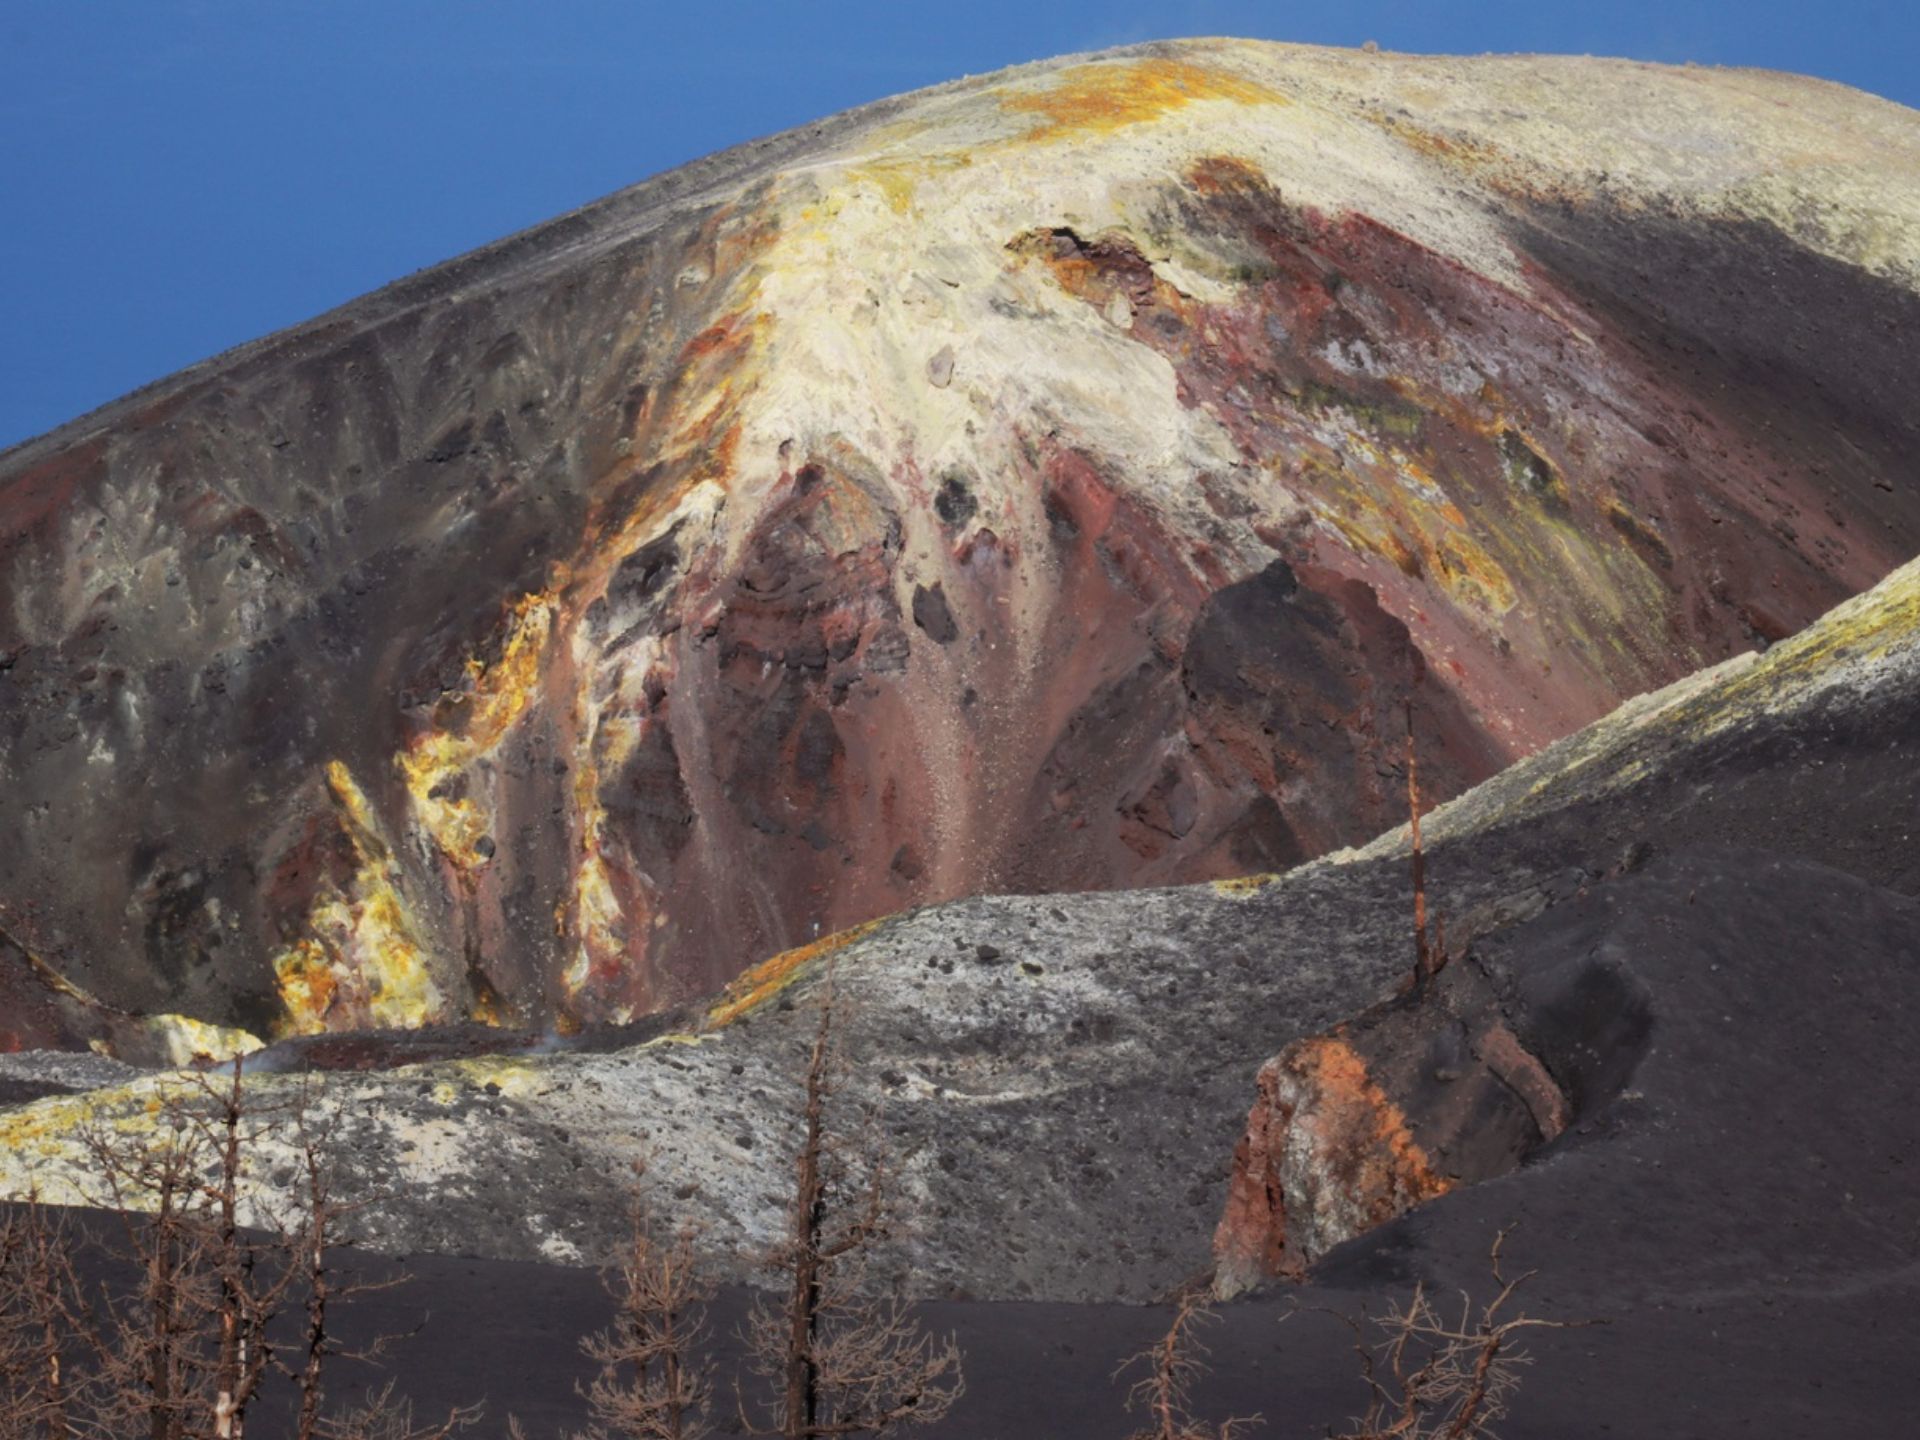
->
<box><xmin>2</xmin><ymin>0</ymin><xmax>1913</xmax><ymax>452</ymax></box>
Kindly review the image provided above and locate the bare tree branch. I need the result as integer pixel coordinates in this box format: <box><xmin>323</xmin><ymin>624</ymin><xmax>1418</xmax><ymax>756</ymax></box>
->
<box><xmin>12</xmin><ymin>1064</ymin><xmax>477</xmax><ymax>1440</ymax></box>
<box><xmin>1114</xmin><ymin>1286</ymin><xmax>1262</xmax><ymax>1440</ymax></box>
<box><xmin>0</xmin><ymin>1191</ymin><xmax>100</xmax><ymax>1440</ymax></box>
<box><xmin>740</xmin><ymin>965</ymin><xmax>963</xmax><ymax>1439</ymax></box>
<box><xmin>1329</xmin><ymin>1228</ymin><xmax>1589</xmax><ymax>1440</ymax></box>
<box><xmin>316</xmin><ymin>1381</ymin><xmax>481</xmax><ymax>1440</ymax></box>
<box><xmin>574</xmin><ymin>1176</ymin><xmax>714</xmax><ymax>1440</ymax></box>
<box><xmin>1404</xmin><ymin>701</ymin><xmax>1450</xmax><ymax>992</ymax></box>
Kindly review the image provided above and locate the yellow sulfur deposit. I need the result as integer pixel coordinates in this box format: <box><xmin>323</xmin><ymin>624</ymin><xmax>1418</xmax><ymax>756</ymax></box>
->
<box><xmin>1000</xmin><ymin>56</ymin><xmax>1290</xmax><ymax>143</ymax></box>
<box><xmin>271</xmin><ymin>762</ymin><xmax>444</xmax><ymax>1035</ymax></box>
<box><xmin>400</xmin><ymin>593</ymin><xmax>556</xmax><ymax>869</ymax></box>
<box><xmin>704</xmin><ymin>919</ymin><xmax>887</xmax><ymax>1029</ymax></box>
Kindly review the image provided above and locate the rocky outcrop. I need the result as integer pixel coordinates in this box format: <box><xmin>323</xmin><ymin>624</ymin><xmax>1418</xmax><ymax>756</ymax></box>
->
<box><xmin>3</xmin><ymin>42</ymin><xmax>1918</xmax><ymax>1046</ymax></box>
<box><xmin>1211</xmin><ymin>962</ymin><xmax>1575</xmax><ymax>1296</ymax></box>
<box><xmin>0</xmin><ymin>918</ymin><xmax>265</xmax><ymax>1065</ymax></box>
<box><xmin>1214</xmin><ymin>550</ymin><xmax>1920</xmax><ymax>1295</ymax></box>
<box><xmin>1213</xmin><ymin>1034</ymin><xmax>1456</xmax><ymax>1290</ymax></box>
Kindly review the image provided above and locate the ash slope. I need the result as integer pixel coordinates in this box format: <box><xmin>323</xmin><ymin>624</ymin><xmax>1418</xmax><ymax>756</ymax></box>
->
<box><xmin>33</xmin><ymin>1141</ymin><xmax>1920</xmax><ymax>1440</ymax></box>
<box><xmin>5</xmin><ymin>41</ymin><xmax>1920</xmax><ymax>1047</ymax></box>
<box><xmin>5</xmin><ymin>552</ymin><xmax>1916</xmax><ymax>1315</ymax></box>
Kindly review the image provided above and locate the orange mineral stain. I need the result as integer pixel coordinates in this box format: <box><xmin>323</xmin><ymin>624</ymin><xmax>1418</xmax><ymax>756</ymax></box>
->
<box><xmin>1001</xmin><ymin>57</ymin><xmax>1288</xmax><ymax>144</ymax></box>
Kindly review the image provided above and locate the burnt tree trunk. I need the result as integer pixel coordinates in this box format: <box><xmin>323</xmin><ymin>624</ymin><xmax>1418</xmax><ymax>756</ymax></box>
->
<box><xmin>782</xmin><ymin>995</ymin><xmax>833</xmax><ymax>1439</ymax></box>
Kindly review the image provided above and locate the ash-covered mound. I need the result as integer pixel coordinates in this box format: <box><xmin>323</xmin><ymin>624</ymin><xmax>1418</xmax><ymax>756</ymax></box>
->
<box><xmin>4</xmin><ymin>40</ymin><xmax>1919</xmax><ymax>1049</ymax></box>
<box><xmin>5</xmin><ymin>552</ymin><xmax>1916</xmax><ymax>1312</ymax></box>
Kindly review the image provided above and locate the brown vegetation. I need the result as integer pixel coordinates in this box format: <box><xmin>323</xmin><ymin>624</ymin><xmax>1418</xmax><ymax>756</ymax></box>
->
<box><xmin>0</xmin><ymin>1194</ymin><xmax>91</xmax><ymax>1440</ymax></box>
<box><xmin>740</xmin><ymin>967</ymin><xmax>963</xmax><ymax>1439</ymax></box>
<box><xmin>0</xmin><ymin>1058</ymin><xmax>477</xmax><ymax>1440</ymax></box>
<box><xmin>1115</xmin><ymin>1286</ymin><xmax>1261</xmax><ymax>1440</ymax></box>
<box><xmin>1329</xmin><ymin>1230</ymin><xmax>1575</xmax><ymax>1440</ymax></box>
<box><xmin>571</xmin><ymin>1188</ymin><xmax>715</xmax><ymax>1440</ymax></box>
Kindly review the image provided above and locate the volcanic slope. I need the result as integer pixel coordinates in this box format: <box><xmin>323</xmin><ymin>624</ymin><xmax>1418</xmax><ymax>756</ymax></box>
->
<box><xmin>5</xmin><ymin>548</ymin><xmax>1916</xmax><ymax>1316</ymax></box>
<box><xmin>4</xmin><ymin>40</ymin><xmax>1920</xmax><ymax>1046</ymax></box>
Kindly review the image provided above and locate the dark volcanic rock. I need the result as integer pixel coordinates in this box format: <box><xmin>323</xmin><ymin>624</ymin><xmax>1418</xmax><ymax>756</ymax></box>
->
<box><xmin>1212</xmin><ymin>948</ymin><xmax>1580</xmax><ymax>1293</ymax></box>
<box><xmin>4</xmin><ymin>528</ymin><xmax>1920</xmax><ymax>1440</ymax></box>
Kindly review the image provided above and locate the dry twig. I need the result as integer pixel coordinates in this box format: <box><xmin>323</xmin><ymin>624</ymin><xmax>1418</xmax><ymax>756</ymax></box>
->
<box><xmin>0</xmin><ymin>1192</ymin><xmax>97</xmax><ymax>1440</ymax></box>
<box><xmin>319</xmin><ymin>1380</ymin><xmax>482</xmax><ymax>1440</ymax></box>
<box><xmin>1114</xmin><ymin>1286</ymin><xmax>1261</xmax><ymax>1440</ymax></box>
<box><xmin>1405</xmin><ymin>701</ymin><xmax>1450</xmax><ymax>992</ymax></box>
<box><xmin>1331</xmin><ymin>1228</ymin><xmax>1579</xmax><ymax>1440</ymax></box>
<box><xmin>9</xmin><ymin>1061</ymin><xmax>477</xmax><ymax>1440</ymax></box>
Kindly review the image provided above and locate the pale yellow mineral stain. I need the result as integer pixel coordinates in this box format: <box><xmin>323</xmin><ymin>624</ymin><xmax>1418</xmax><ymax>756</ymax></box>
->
<box><xmin>445</xmin><ymin>1055</ymin><xmax>542</xmax><ymax>1098</ymax></box>
<box><xmin>399</xmin><ymin>592</ymin><xmax>556</xmax><ymax>869</ymax></box>
<box><xmin>1691</xmin><ymin>555</ymin><xmax>1920</xmax><ymax>724</ymax></box>
<box><xmin>1295</xmin><ymin>449</ymin><xmax>1518</xmax><ymax>618</ymax></box>
<box><xmin>0</xmin><ymin>1074</ymin><xmax>214</xmax><ymax>1211</ymax></box>
<box><xmin>112</xmin><ymin>1015</ymin><xmax>264</xmax><ymax>1068</ymax></box>
<box><xmin>846</xmin><ymin>153</ymin><xmax>973</xmax><ymax>216</ymax></box>
<box><xmin>641</xmin><ymin>1031</ymin><xmax>711</xmax><ymax>1049</ymax></box>
<box><xmin>540</xmin><ymin>311</ymin><xmax>766</xmax><ymax>997</ymax></box>
<box><xmin>270</xmin><ymin>763</ymin><xmax>444</xmax><ymax>1035</ymax></box>
<box><xmin>1211</xmin><ymin>873</ymin><xmax>1280</xmax><ymax>898</ymax></box>
<box><xmin>562</xmin><ymin>847</ymin><xmax>632</xmax><ymax>1008</ymax></box>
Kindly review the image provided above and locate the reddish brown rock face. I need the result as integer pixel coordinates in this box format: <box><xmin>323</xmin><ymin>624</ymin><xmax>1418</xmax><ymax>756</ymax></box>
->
<box><xmin>1212</xmin><ymin>959</ymin><xmax>1579</xmax><ymax>1297</ymax></box>
<box><xmin>2</xmin><ymin>41</ymin><xmax>1918</xmax><ymax>1045</ymax></box>
<box><xmin>1017</xmin><ymin>159</ymin><xmax>1911</xmax><ymax>750</ymax></box>
<box><xmin>1214</xmin><ymin>1033</ymin><xmax>1456</xmax><ymax>1291</ymax></box>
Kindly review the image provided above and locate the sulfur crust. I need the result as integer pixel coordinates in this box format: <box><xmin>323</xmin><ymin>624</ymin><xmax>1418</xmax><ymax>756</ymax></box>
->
<box><xmin>704</xmin><ymin>919</ymin><xmax>888</xmax><ymax>1028</ymax></box>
